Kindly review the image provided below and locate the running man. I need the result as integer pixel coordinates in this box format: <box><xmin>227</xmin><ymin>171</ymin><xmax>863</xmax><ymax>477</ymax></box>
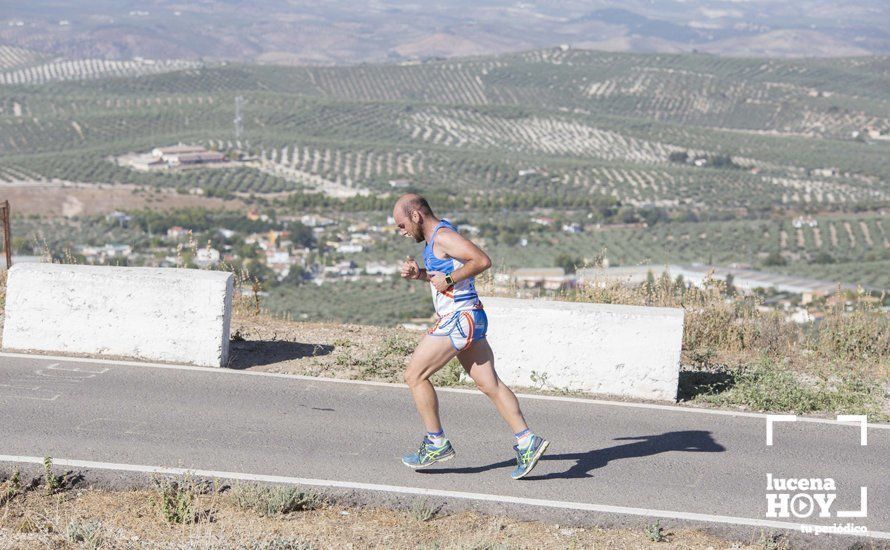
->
<box><xmin>393</xmin><ymin>193</ymin><xmax>549</xmax><ymax>480</ymax></box>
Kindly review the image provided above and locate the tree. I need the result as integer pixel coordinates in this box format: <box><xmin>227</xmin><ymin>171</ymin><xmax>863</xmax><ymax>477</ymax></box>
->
<box><xmin>640</xmin><ymin>207</ymin><xmax>668</xmax><ymax>227</ymax></box>
<box><xmin>674</xmin><ymin>274</ymin><xmax>685</xmax><ymax>291</ymax></box>
<box><xmin>763</xmin><ymin>251</ymin><xmax>787</xmax><ymax>267</ymax></box>
<box><xmin>669</xmin><ymin>151</ymin><xmax>689</xmax><ymax>163</ymax></box>
<box><xmin>725</xmin><ymin>273</ymin><xmax>736</xmax><ymax>296</ymax></box>
<box><xmin>554</xmin><ymin>254</ymin><xmax>581</xmax><ymax>274</ymax></box>
<box><xmin>811</xmin><ymin>251</ymin><xmax>835</xmax><ymax>264</ymax></box>
<box><xmin>244</xmin><ymin>260</ymin><xmax>275</xmax><ymax>286</ymax></box>
<box><xmin>645</xmin><ymin>270</ymin><xmax>656</xmax><ymax>295</ymax></box>
<box><xmin>280</xmin><ymin>265</ymin><xmax>306</xmax><ymax>286</ymax></box>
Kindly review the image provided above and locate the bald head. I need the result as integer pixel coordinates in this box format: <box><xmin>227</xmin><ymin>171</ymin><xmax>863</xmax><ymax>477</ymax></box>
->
<box><xmin>393</xmin><ymin>193</ymin><xmax>436</xmax><ymax>243</ymax></box>
<box><xmin>394</xmin><ymin>193</ymin><xmax>434</xmax><ymax>218</ymax></box>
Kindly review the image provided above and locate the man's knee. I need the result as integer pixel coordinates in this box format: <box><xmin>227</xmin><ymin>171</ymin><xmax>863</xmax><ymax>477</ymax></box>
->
<box><xmin>473</xmin><ymin>375</ymin><xmax>499</xmax><ymax>396</ymax></box>
<box><xmin>404</xmin><ymin>364</ymin><xmax>428</xmax><ymax>387</ymax></box>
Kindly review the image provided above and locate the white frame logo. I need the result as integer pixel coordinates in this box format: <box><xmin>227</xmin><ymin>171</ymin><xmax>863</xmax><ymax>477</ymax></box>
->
<box><xmin>764</xmin><ymin>414</ymin><xmax>869</xmax><ymax>534</ymax></box>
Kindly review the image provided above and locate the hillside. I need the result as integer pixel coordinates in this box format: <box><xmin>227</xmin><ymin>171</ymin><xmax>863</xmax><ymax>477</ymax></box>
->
<box><xmin>2</xmin><ymin>49</ymin><xmax>888</xmax><ymax>204</ymax></box>
<box><xmin>1</xmin><ymin>1</ymin><xmax>888</xmax><ymax>63</ymax></box>
<box><xmin>2</xmin><ymin>48</ymin><xmax>889</xmax><ymax>293</ymax></box>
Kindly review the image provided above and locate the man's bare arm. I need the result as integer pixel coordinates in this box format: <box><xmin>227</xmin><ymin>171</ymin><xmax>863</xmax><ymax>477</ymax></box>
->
<box><xmin>433</xmin><ymin>228</ymin><xmax>491</xmax><ymax>283</ymax></box>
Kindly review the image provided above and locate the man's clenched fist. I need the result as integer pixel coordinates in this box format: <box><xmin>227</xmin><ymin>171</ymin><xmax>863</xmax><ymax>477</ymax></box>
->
<box><xmin>401</xmin><ymin>255</ymin><xmax>420</xmax><ymax>280</ymax></box>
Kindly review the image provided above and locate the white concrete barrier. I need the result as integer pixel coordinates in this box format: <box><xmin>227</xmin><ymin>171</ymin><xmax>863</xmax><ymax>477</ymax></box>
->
<box><xmin>483</xmin><ymin>297</ymin><xmax>684</xmax><ymax>401</ymax></box>
<box><xmin>2</xmin><ymin>264</ymin><xmax>233</xmax><ymax>367</ymax></box>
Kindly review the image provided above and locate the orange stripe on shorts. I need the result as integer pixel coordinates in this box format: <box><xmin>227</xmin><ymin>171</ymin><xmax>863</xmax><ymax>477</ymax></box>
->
<box><xmin>461</xmin><ymin>311</ymin><xmax>475</xmax><ymax>350</ymax></box>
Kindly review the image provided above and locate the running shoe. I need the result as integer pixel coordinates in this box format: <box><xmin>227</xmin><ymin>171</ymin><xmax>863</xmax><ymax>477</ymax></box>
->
<box><xmin>402</xmin><ymin>437</ymin><xmax>456</xmax><ymax>468</ymax></box>
<box><xmin>510</xmin><ymin>435</ymin><xmax>549</xmax><ymax>479</ymax></box>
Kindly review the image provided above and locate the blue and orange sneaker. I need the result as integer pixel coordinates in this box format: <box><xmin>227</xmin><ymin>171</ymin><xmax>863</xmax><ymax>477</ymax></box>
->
<box><xmin>402</xmin><ymin>436</ymin><xmax>456</xmax><ymax>468</ymax></box>
<box><xmin>511</xmin><ymin>435</ymin><xmax>549</xmax><ymax>479</ymax></box>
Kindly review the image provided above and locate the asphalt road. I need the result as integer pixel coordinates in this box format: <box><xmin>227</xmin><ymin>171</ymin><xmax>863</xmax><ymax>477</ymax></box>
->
<box><xmin>1</xmin><ymin>353</ymin><xmax>888</xmax><ymax>545</ymax></box>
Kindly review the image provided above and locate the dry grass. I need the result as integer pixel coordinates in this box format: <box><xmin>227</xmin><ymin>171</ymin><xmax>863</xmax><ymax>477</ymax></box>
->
<box><xmin>482</xmin><ymin>269</ymin><xmax>890</xmax><ymax>418</ymax></box>
<box><xmin>0</xmin><ymin>480</ymin><xmax>771</xmax><ymax>549</ymax></box>
<box><xmin>558</xmin><ymin>275</ymin><xmax>889</xmax><ymax>419</ymax></box>
<box><xmin>0</xmin><ymin>183</ymin><xmax>244</xmax><ymax>217</ymax></box>
<box><xmin>511</xmin><ymin>272</ymin><xmax>888</xmax><ymax>375</ymax></box>
<box><xmin>0</xmin><ymin>269</ymin><xmax>7</xmax><ymax>316</ymax></box>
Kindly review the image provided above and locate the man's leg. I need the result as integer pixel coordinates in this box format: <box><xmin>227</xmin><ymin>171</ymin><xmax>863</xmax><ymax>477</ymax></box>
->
<box><xmin>457</xmin><ymin>338</ymin><xmax>528</xmax><ymax>434</ymax></box>
<box><xmin>459</xmin><ymin>338</ymin><xmax>549</xmax><ymax>479</ymax></box>
<box><xmin>404</xmin><ymin>334</ymin><xmax>459</xmax><ymax>433</ymax></box>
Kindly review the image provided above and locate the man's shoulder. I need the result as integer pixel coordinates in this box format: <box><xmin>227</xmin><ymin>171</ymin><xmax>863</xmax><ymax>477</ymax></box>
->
<box><xmin>437</xmin><ymin>222</ymin><xmax>469</xmax><ymax>238</ymax></box>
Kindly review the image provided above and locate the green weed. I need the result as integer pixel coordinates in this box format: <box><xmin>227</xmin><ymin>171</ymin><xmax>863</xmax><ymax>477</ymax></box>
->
<box><xmin>432</xmin><ymin>358</ymin><xmax>465</xmax><ymax>387</ymax></box>
<box><xmin>66</xmin><ymin>519</ymin><xmax>105</xmax><ymax>549</ymax></box>
<box><xmin>232</xmin><ymin>483</ymin><xmax>323</xmax><ymax>516</ymax></box>
<box><xmin>43</xmin><ymin>456</ymin><xmax>63</xmax><ymax>495</ymax></box>
<box><xmin>410</xmin><ymin>498</ymin><xmax>440</xmax><ymax>522</ymax></box>
<box><xmin>151</xmin><ymin>474</ymin><xmax>201</xmax><ymax>524</ymax></box>
<box><xmin>644</xmin><ymin>520</ymin><xmax>665</xmax><ymax>542</ymax></box>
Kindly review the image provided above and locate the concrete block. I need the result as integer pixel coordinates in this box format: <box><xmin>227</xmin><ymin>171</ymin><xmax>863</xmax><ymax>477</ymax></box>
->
<box><xmin>483</xmin><ymin>297</ymin><xmax>684</xmax><ymax>401</ymax></box>
<box><xmin>2</xmin><ymin>263</ymin><xmax>233</xmax><ymax>367</ymax></box>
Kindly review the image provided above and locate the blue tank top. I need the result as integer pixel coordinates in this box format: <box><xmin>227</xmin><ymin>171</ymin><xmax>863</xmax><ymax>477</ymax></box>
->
<box><xmin>423</xmin><ymin>220</ymin><xmax>482</xmax><ymax>317</ymax></box>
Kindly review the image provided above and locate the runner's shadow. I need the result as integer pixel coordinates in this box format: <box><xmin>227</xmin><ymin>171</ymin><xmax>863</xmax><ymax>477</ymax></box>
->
<box><xmin>419</xmin><ymin>430</ymin><xmax>724</xmax><ymax>480</ymax></box>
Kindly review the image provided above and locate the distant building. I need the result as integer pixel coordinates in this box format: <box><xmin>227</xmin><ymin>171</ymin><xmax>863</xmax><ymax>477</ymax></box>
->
<box><xmin>78</xmin><ymin>244</ymin><xmax>132</xmax><ymax>263</ymax></box>
<box><xmin>577</xmin><ymin>264</ymin><xmax>868</xmax><ymax>301</ymax></box>
<box><xmin>195</xmin><ymin>248</ymin><xmax>220</xmax><ymax>267</ymax></box>
<box><xmin>324</xmin><ymin>261</ymin><xmax>357</xmax><ymax>277</ymax></box>
<box><xmin>388</xmin><ymin>179</ymin><xmax>412</xmax><ymax>188</ymax></box>
<box><xmin>508</xmin><ymin>267</ymin><xmax>575</xmax><ymax>291</ymax></box>
<box><xmin>151</xmin><ymin>145</ymin><xmax>206</xmax><ymax>157</ymax></box>
<box><xmin>266</xmin><ymin>251</ymin><xmax>292</xmax><ymax>270</ymax></box>
<box><xmin>812</xmin><ymin>167</ymin><xmax>839</xmax><ymax>177</ymax></box>
<box><xmin>562</xmin><ymin>223</ymin><xmax>583</xmax><ymax>234</ymax></box>
<box><xmin>106</xmin><ymin>211</ymin><xmax>131</xmax><ymax>227</ymax></box>
<box><xmin>792</xmin><ymin>216</ymin><xmax>817</xmax><ymax>229</ymax></box>
<box><xmin>128</xmin><ymin>144</ymin><xmax>226</xmax><ymax>171</ymax></box>
<box><xmin>366</xmin><ymin>262</ymin><xmax>398</xmax><ymax>276</ymax></box>
<box><xmin>168</xmin><ymin>151</ymin><xmax>227</xmax><ymax>166</ymax></box>
<box><xmin>337</xmin><ymin>243</ymin><xmax>363</xmax><ymax>254</ymax></box>
<box><xmin>166</xmin><ymin>226</ymin><xmax>188</xmax><ymax>240</ymax></box>
<box><xmin>301</xmin><ymin>215</ymin><xmax>335</xmax><ymax>228</ymax></box>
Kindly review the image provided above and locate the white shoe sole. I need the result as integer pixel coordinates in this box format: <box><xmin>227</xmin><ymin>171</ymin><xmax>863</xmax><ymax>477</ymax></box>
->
<box><xmin>403</xmin><ymin>451</ymin><xmax>456</xmax><ymax>469</ymax></box>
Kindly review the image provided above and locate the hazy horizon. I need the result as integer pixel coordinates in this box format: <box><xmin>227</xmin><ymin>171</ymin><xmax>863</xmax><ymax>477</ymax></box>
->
<box><xmin>1</xmin><ymin>0</ymin><xmax>888</xmax><ymax>65</ymax></box>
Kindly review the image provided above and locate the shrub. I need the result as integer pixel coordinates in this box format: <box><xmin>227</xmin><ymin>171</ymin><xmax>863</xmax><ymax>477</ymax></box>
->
<box><xmin>66</xmin><ymin>519</ymin><xmax>105</xmax><ymax>549</ymax></box>
<box><xmin>566</xmin><ymin>273</ymin><xmax>798</xmax><ymax>368</ymax></box>
<box><xmin>232</xmin><ymin>483</ymin><xmax>323</xmax><ymax>516</ymax></box>
<box><xmin>432</xmin><ymin>358</ymin><xmax>465</xmax><ymax>387</ymax></box>
<box><xmin>152</xmin><ymin>474</ymin><xmax>200</xmax><ymax>524</ymax></box>
<box><xmin>813</xmin><ymin>295</ymin><xmax>889</xmax><ymax>364</ymax></box>
<box><xmin>644</xmin><ymin>520</ymin><xmax>665</xmax><ymax>542</ymax></box>
<box><xmin>410</xmin><ymin>498</ymin><xmax>439</xmax><ymax>522</ymax></box>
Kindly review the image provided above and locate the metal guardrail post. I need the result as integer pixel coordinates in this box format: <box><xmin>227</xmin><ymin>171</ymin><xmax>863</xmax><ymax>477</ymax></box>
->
<box><xmin>1</xmin><ymin>200</ymin><xmax>10</xmax><ymax>270</ymax></box>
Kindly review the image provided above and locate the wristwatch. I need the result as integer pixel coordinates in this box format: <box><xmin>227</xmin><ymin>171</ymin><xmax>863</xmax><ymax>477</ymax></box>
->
<box><xmin>444</xmin><ymin>273</ymin><xmax>454</xmax><ymax>286</ymax></box>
